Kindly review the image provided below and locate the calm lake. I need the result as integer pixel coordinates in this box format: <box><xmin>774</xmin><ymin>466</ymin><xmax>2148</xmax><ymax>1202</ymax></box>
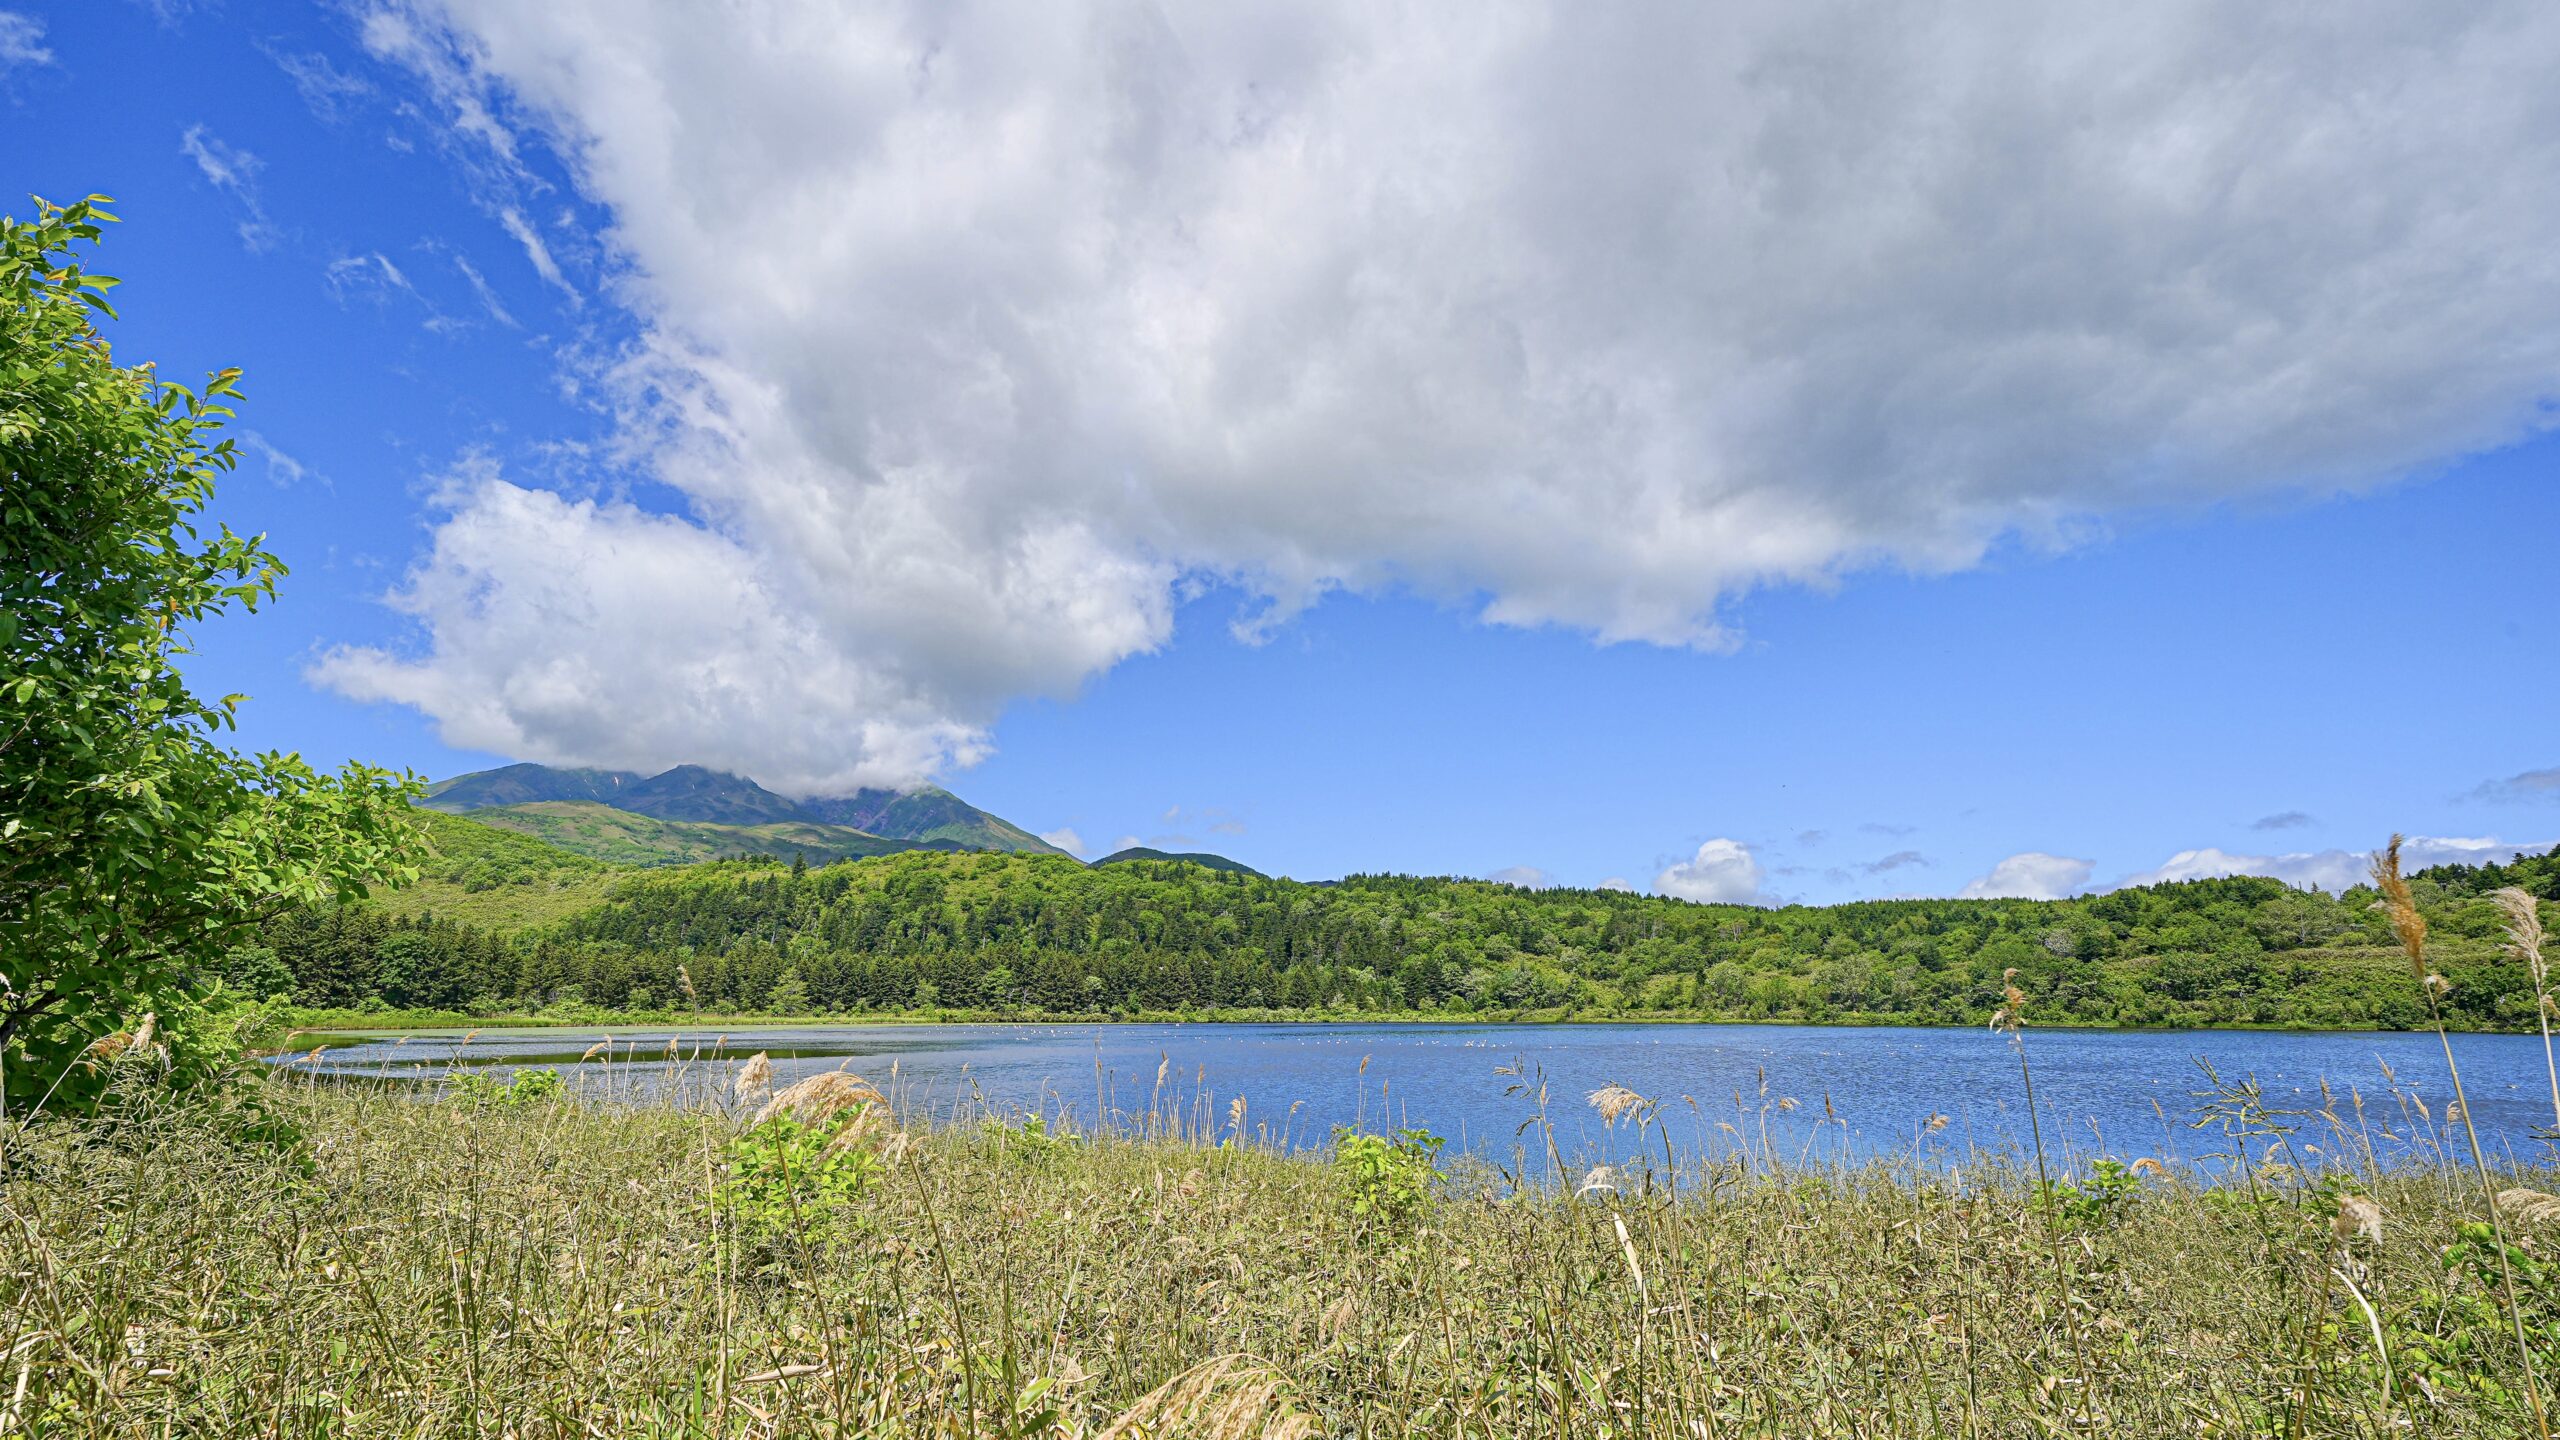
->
<box><xmin>277</xmin><ymin>1021</ymin><xmax>2560</xmax><ymax>1173</ymax></box>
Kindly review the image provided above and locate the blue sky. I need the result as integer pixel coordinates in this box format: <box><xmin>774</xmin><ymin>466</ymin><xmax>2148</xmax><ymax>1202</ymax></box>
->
<box><xmin>13</xmin><ymin>1</ymin><xmax>2559</xmax><ymax>900</ymax></box>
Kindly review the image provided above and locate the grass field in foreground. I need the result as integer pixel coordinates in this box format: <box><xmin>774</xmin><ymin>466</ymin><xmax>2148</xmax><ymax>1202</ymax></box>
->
<box><xmin>12</xmin><ymin>1062</ymin><xmax>2560</xmax><ymax>1438</ymax></box>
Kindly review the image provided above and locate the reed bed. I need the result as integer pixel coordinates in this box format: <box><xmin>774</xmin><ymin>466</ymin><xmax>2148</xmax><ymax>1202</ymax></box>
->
<box><xmin>9</xmin><ymin>1050</ymin><xmax>2560</xmax><ymax>1440</ymax></box>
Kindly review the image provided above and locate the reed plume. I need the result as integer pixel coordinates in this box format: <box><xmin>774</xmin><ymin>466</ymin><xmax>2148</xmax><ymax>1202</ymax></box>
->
<box><xmin>2493</xmin><ymin>886</ymin><xmax>2560</xmax><ymax>1136</ymax></box>
<box><xmin>2333</xmin><ymin>1193</ymin><xmax>2385</xmax><ymax>1248</ymax></box>
<box><xmin>1587</xmin><ymin>1083</ymin><xmax>1647</xmax><ymax>1125</ymax></box>
<box><xmin>1097</xmin><ymin>1353</ymin><xmax>1315</xmax><ymax>1440</ymax></box>
<box><xmin>754</xmin><ymin>1071</ymin><xmax>886</xmax><ymax>1127</ymax></box>
<box><xmin>2377</xmin><ymin>834</ymin><xmax>2551</xmax><ymax>1438</ymax></box>
<box><xmin>734</xmin><ymin>1052</ymin><xmax>774</xmax><ymax>1106</ymax></box>
<box><xmin>2499</xmin><ymin>1188</ymin><xmax>2560</xmax><ymax>1225</ymax></box>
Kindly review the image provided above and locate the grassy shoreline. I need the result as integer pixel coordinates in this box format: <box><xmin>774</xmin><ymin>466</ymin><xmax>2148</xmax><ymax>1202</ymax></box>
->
<box><xmin>15</xmin><ymin>1071</ymin><xmax>2560</xmax><ymax>1436</ymax></box>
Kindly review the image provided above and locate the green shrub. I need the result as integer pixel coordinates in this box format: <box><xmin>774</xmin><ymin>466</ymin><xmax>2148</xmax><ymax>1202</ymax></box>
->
<box><xmin>1332</xmin><ymin>1126</ymin><xmax>1443</xmax><ymax>1234</ymax></box>
<box><xmin>449</xmin><ymin>1066</ymin><xmax>564</xmax><ymax>1108</ymax></box>
<box><xmin>2037</xmin><ymin>1157</ymin><xmax>2145</xmax><ymax>1232</ymax></box>
<box><xmin>717</xmin><ymin>1107</ymin><xmax>888</xmax><ymax>1261</ymax></box>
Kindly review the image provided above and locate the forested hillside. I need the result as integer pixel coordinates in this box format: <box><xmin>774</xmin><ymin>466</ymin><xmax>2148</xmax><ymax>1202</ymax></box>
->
<box><xmin>234</xmin><ymin>820</ymin><xmax>2560</xmax><ymax>1032</ymax></box>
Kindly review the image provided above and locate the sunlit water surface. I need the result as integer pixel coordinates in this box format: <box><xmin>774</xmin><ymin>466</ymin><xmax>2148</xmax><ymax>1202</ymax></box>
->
<box><xmin>272</xmin><ymin>1021</ymin><xmax>2560</xmax><ymax>1174</ymax></box>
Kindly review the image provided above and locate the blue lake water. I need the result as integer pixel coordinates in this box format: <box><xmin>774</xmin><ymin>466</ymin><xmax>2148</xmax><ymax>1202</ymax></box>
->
<box><xmin>277</xmin><ymin>1021</ymin><xmax>2560</xmax><ymax>1174</ymax></box>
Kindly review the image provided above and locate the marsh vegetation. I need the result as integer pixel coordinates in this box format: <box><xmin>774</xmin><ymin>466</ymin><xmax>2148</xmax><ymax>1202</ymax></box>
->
<box><xmin>16</xmin><ymin>1030</ymin><xmax>2560</xmax><ymax>1438</ymax></box>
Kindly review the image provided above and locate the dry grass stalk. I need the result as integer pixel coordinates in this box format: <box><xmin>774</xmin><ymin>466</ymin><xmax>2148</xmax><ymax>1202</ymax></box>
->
<box><xmin>2493</xmin><ymin>887</ymin><xmax>2560</xmax><ymax>1136</ymax></box>
<box><xmin>1097</xmin><ymin>1353</ymin><xmax>1314</xmax><ymax>1440</ymax></box>
<box><xmin>2498</xmin><ymin>1188</ymin><xmax>2560</xmax><ymax>1225</ymax></box>
<box><xmin>1989</xmin><ymin>967</ymin><xmax>2026</xmax><ymax>1037</ymax></box>
<box><xmin>2378</xmin><ymin>833</ymin><xmax>2553</xmax><ymax>1439</ymax></box>
<box><xmin>2334</xmin><ymin>1194</ymin><xmax>2385</xmax><ymax>1247</ymax></box>
<box><xmin>1587</xmin><ymin>1083</ymin><xmax>1647</xmax><ymax>1125</ymax></box>
<box><xmin>2501</xmin><ymin>888</ymin><xmax>2553</xmax><ymax>984</ymax></box>
<box><xmin>2371</xmin><ymin>837</ymin><xmax>2428</xmax><ymax>981</ymax></box>
<box><xmin>1318</xmin><ymin>1295</ymin><xmax>1357</xmax><ymax>1343</ymax></box>
<box><xmin>734</xmin><ymin>1052</ymin><xmax>774</xmax><ymax>1105</ymax></box>
<box><xmin>754</xmin><ymin>1071</ymin><xmax>886</xmax><ymax>1127</ymax></box>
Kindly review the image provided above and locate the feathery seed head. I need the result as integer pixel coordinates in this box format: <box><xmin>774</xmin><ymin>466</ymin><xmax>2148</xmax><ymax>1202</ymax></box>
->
<box><xmin>755</xmin><ymin>1070</ymin><xmax>887</xmax><ymax>1128</ymax></box>
<box><xmin>1587</xmin><ymin>1083</ymin><xmax>1648</xmax><ymax>1125</ymax></box>
<box><xmin>2371</xmin><ymin>836</ymin><xmax>2429</xmax><ymax>980</ymax></box>
<box><xmin>2498</xmin><ymin>1187</ymin><xmax>2560</xmax><ymax>1224</ymax></box>
<box><xmin>2334</xmin><ymin>1193</ymin><xmax>2385</xmax><ymax>1246</ymax></box>
<box><xmin>735</xmin><ymin>1052</ymin><xmax>774</xmax><ymax>1104</ymax></box>
<box><xmin>2493</xmin><ymin>887</ymin><xmax>2550</xmax><ymax>986</ymax></box>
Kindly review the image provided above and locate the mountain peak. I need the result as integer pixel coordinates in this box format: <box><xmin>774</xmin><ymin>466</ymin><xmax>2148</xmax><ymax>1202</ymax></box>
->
<box><xmin>419</xmin><ymin>762</ymin><xmax>1066</xmax><ymax>857</ymax></box>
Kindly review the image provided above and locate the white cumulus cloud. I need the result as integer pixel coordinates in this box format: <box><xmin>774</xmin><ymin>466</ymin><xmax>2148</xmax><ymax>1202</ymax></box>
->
<box><xmin>341</xmin><ymin>0</ymin><xmax>2560</xmax><ymax>787</ymax></box>
<box><xmin>1486</xmin><ymin>865</ymin><xmax>1555</xmax><ymax>890</ymax></box>
<box><xmin>2113</xmin><ymin>837</ymin><xmax>2552</xmax><ymax>894</ymax></box>
<box><xmin>1039</xmin><ymin>827</ymin><xmax>1087</xmax><ymax>858</ymax></box>
<box><xmin>311</xmin><ymin>468</ymin><xmax>1011</xmax><ymax>793</ymax></box>
<box><xmin>1655</xmin><ymin>840</ymin><xmax>1766</xmax><ymax>905</ymax></box>
<box><xmin>1959</xmin><ymin>853</ymin><xmax>2094</xmax><ymax>901</ymax></box>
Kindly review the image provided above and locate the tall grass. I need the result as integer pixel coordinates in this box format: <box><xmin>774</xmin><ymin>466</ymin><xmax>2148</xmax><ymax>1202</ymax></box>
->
<box><xmin>10</xmin><ymin>1040</ymin><xmax>2560</xmax><ymax>1438</ymax></box>
<box><xmin>2376</xmin><ymin>835</ymin><xmax>2552</xmax><ymax>1438</ymax></box>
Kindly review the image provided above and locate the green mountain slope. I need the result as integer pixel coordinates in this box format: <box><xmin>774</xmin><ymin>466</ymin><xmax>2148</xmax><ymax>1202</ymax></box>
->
<box><xmin>421</xmin><ymin>763</ymin><xmax>642</xmax><ymax>811</ymax></box>
<box><xmin>614</xmin><ymin>765</ymin><xmax>811</xmax><ymax>824</ymax></box>
<box><xmin>1094</xmin><ymin>846</ymin><xmax>1264</xmax><ymax>876</ymax></box>
<box><xmin>796</xmin><ymin>785</ymin><xmax>1063</xmax><ymax>853</ymax></box>
<box><xmin>375</xmin><ymin>810</ymin><xmax>630</xmax><ymax>931</ymax></box>
<box><xmin>421</xmin><ymin>763</ymin><xmax>1065</xmax><ymax>856</ymax></box>
<box><xmin>455</xmin><ymin>800</ymin><xmax>916</xmax><ymax>868</ymax></box>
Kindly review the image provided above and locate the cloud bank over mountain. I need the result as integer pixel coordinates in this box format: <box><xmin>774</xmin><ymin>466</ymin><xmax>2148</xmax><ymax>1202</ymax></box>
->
<box><xmin>327</xmin><ymin>0</ymin><xmax>2560</xmax><ymax>791</ymax></box>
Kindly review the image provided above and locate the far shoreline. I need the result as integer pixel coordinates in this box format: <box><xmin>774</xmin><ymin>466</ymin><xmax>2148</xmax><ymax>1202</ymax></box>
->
<box><xmin>261</xmin><ymin>1004</ymin><xmax>2513</xmax><ymax>1050</ymax></box>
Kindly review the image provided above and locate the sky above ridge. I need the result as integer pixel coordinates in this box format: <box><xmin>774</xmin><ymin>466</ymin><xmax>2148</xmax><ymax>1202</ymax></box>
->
<box><xmin>12</xmin><ymin>0</ymin><xmax>2560</xmax><ymax>901</ymax></box>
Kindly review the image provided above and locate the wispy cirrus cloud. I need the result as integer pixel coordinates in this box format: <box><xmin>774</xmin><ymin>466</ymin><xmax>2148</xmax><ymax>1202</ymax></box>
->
<box><xmin>2469</xmin><ymin>767</ymin><xmax>2560</xmax><ymax>804</ymax></box>
<box><xmin>265</xmin><ymin>45</ymin><xmax>372</xmax><ymax>122</ymax></box>
<box><xmin>238</xmin><ymin>431</ymin><xmax>322</xmax><ymax>489</ymax></box>
<box><xmin>0</xmin><ymin>10</ymin><xmax>53</xmax><ymax>72</ymax></box>
<box><xmin>179</xmin><ymin>125</ymin><xmax>280</xmax><ymax>252</ymax></box>
<box><xmin>1863</xmin><ymin>850</ymin><xmax>1929</xmax><ymax>876</ymax></box>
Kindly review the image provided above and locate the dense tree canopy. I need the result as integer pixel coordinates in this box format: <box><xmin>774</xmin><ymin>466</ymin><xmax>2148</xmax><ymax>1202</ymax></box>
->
<box><xmin>249</xmin><ymin>824</ymin><xmax>2560</xmax><ymax>1033</ymax></box>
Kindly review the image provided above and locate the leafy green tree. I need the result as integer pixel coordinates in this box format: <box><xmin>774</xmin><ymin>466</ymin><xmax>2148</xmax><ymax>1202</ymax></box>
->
<box><xmin>216</xmin><ymin>944</ymin><xmax>293</xmax><ymax>1002</ymax></box>
<box><xmin>766</xmin><ymin>968</ymin><xmax>810</xmax><ymax>1015</ymax></box>
<box><xmin>0</xmin><ymin>196</ymin><xmax>419</xmax><ymax>1107</ymax></box>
